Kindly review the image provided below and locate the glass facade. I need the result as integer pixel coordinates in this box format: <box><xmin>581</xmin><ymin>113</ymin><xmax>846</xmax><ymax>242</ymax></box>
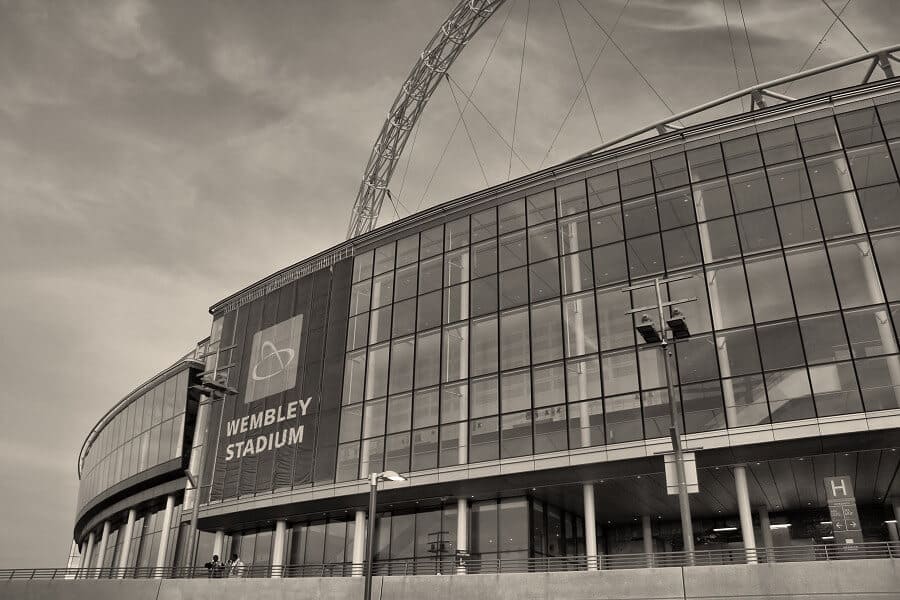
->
<box><xmin>339</xmin><ymin>101</ymin><xmax>900</xmax><ymax>480</ymax></box>
<box><xmin>83</xmin><ymin>500</ymin><xmax>183</xmax><ymax>571</ymax></box>
<box><xmin>77</xmin><ymin>368</ymin><xmax>191</xmax><ymax>511</ymax></box>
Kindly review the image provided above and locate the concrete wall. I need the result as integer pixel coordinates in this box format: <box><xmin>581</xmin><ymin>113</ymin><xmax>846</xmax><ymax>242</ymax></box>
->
<box><xmin>3</xmin><ymin>560</ymin><xmax>899</xmax><ymax>600</ymax></box>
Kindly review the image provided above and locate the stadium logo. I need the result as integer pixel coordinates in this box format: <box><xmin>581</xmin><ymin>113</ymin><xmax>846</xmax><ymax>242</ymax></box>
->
<box><xmin>251</xmin><ymin>341</ymin><xmax>296</xmax><ymax>382</ymax></box>
<box><xmin>244</xmin><ymin>314</ymin><xmax>304</xmax><ymax>404</ymax></box>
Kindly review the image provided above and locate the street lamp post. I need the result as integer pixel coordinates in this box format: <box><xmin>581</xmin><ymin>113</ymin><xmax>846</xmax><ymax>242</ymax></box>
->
<box><xmin>364</xmin><ymin>471</ymin><xmax>406</xmax><ymax>600</ymax></box>
<box><xmin>624</xmin><ymin>275</ymin><xmax>697</xmax><ymax>559</ymax></box>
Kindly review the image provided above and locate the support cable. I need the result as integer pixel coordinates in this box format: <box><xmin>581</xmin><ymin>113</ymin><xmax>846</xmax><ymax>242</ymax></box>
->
<box><xmin>722</xmin><ymin>0</ymin><xmax>745</xmax><ymax>111</ymax></box>
<box><xmin>575</xmin><ymin>0</ymin><xmax>683</xmax><ymax>126</ymax></box>
<box><xmin>509</xmin><ymin>0</ymin><xmax>531</xmax><ymax>181</ymax></box>
<box><xmin>556</xmin><ymin>0</ymin><xmax>602</xmax><ymax>138</ymax></box>
<box><xmin>539</xmin><ymin>0</ymin><xmax>630</xmax><ymax>170</ymax></box>
<box><xmin>415</xmin><ymin>2</ymin><xmax>514</xmax><ymax>212</ymax></box>
<box><xmin>447</xmin><ymin>78</ymin><xmax>490</xmax><ymax>187</ymax></box>
<box><xmin>737</xmin><ymin>0</ymin><xmax>760</xmax><ymax>85</ymax></box>
<box><xmin>820</xmin><ymin>0</ymin><xmax>868</xmax><ymax>52</ymax></box>
<box><xmin>784</xmin><ymin>0</ymin><xmax>852</xmax><ymax>95</ymax></box>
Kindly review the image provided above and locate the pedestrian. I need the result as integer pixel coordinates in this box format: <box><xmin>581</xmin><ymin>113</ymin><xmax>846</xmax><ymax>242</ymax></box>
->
<box><xmin>227</xmin><ymin>553</ymin><xmax>246</xmax><ymax>578</ymax></box>
<box><xmin>203</xmin><ymin>554</ymin><xmax>223</xmax><ymax>578</ymax></box>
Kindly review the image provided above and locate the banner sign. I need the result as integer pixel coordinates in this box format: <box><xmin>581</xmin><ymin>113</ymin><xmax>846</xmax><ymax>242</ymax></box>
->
<box><xmin>824</xmin><ymin>476</ymin><xmax>864</xmax><ymax>544</ymax></box>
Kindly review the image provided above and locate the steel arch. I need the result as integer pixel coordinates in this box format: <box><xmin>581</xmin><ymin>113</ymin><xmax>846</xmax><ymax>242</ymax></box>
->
<box><xmin>346</xmin><ymin>0</ymin><xmax>508</xmax><ymax>239</ymax></box>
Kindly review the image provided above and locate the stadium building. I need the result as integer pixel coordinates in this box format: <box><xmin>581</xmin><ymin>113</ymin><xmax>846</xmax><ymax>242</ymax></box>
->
<box><xmin>69</xmin><ymin>62</ymin><xmax>900</xmax><ymax>577</ymax></box>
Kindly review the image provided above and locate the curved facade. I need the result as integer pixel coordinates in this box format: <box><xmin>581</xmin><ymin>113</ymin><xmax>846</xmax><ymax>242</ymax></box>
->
<box><xmin>72</xmin><ymin>79</ymin><xmax>900</xmax><ymax>574</ymax></box>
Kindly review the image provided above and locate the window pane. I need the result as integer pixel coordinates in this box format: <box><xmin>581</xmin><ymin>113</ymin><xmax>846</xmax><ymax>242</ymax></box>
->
<box><xmin>653</xmin><ymin>152</ymin><xmax>689</xmax><ymax>191</ymax></box>
<box><xmin>799</xmin><ymin>313</ymin><xmax>850</xmax><ymax>364</ymax></box>
<box><xmin>445</xmin><ymin>249</ymin><xmax>470</xmax><ymax>286</ymax></box>
<box><xmin>623</xmin><ymin>196</ymin><xmax>659</xmax><ymax>237</ymax></box>
<box><xmin>385</xmin><ymin>432</ymin><xmax>411</xmax><ymax>473</ymax></box>
<box><xmin>499</xmin><ymin>232</ymin><xmax>527</xmax><ymax>270</ymax></box>
<box><xmin>528</xmin><ymin>222</ymin><xmax>559</xmax><ymax>262</ymax></box>
<box><xmin>566</xmin><ymin>355</ymin><xmax>601</xmax><ymax>402</ymax></box>
<box><xmin>389</xmin><ymin>337</ymin><xmax>415</xmax><ymax>393</ymax></box>
<box><xmin>729</xmin><ymin>170</ymin><xmax>771</xmax><ymax>212</ymax></box>
<box><xmin>500</xmin><ymin>307</ymin><xmax>530</xmax><ymax>370</ymax></box>
<box><xmin>441</xmin><ymin>382</ymin><xmax>468</xmax><ymax>423</ymax></box>
<box><xmin>471</xmin><ymin>275</ymin><xmax>498</xmax><ymax>317</ymax></box>
<box><xmin>353</xmin><ymin>251</ymin><xmax>374</xmax><ymax>283</ymax></box>
<box><xmin>810</xmin><ymin>362</ymin><xmax>862</xmax><ymax>417</ymax></box>
<box><xmin>533</xmin><ymin>405</ymin><xmax>568</xmax><ymax>454</ymax></box>
<box><xmin>699</xmin><ymin>217</ymin><xmax>741</xmax><ymax>262</ymax></box>
<box><xmin>501</xmin><ymin>412</ymin><xmax>533</xmax><ymax>458</ymax></box>
<box><xmin>343</xmin><ymin>350</ymin><xmax>366</xmax><ymax>405</ymax></box>
<box><xmin>559</xmin><ymin>215</ymin><xmax>590</xmax><ymax>254</ymax></box>
<box><xmin>397</xmin><ymin>234</ymin><xmax>419</xmax><ymax>267</ymax></box>
<box><xmin>828</xmin><ymin>238</ymin><xmax>885</xmax><ymax>308</ymax></box>
<box><xmin>797</xmin><ymin>117</ymin><xmax>841</xmax><ymax>157</ymax></box>
<box><xmin>707</xmin><ymin>261</ymin><xmax>753</xmax><ymax>329</ymax></box>
<box><xmin>587</xmin><ymin>171</ymin><xmax>620</xmax><ymax>207</ymax></box>
<box><xmin>723</xmin><ymin>135</ymin><xmax>763</xmax><ymax>173</ymax></box>
<box><xmin>499</xmin><ymin>267</ymin><xmax>528</xmax><ymax>309</ymax></box>
<box><xmin>602</xmin><ymin>350</ymin><xmax>639</xmax><ymax>396</ymax></box>
<box><xmin>442</xmin><ymin>323</ymin><xmax>469</xmax><ymax>382</ymax></box>
<box><xmin>627</xmin><ymin>234</ymin><xmax>664</xmax><ymax>278</ymax></box>
<box><xmin>501</xmin><ymin>369</ymin><xmax>532</xmax><ymax>413</ymax></box>
<box><xmin>760</xmin><ymin>125</ymin><xmax>802</xmax><ymax>164</ymax></box>
<box><xmin>369</xmin><ymin>306</ymin><xmax>392</xmax><ymax>344</ymax></box>
<box><xmin>414</xmin><ymin>331</ymin><xmax>440</xmax><ymax>388</ymax></box>
<box><xmin>844</xmin><ymin>305</ymin><xmax>898</xmax><ymax>358</ymax></box>
<box><xmin>596</xmin><ymin>287</ymin><xmax>635</xmax><ymax>350</ymax></box>
<box><xmin>561</xmin><ymin>251</ymin><xmax>593</xmax><ymax>294</ymax></box>
<box><xmin>444</xmin><ymin>283</ymin><xmax>469</xmax><ymax>324</ymax></box>
<box><xmin>568</xmin><ymin>398</ymin><xmax>605</xmax><ymax>447</ymax></box>
<box><xmin>859</xmin><ymin>183</ymin><xmax>900</xmax><ymax>231</ymax></box>
<box><xmin>347</xmin><ymin>313</ymin><xmax>369</xmax><ymax>351</ymax></box>
<box><xmin>563</xmin><ymin>292</ymin><xmax>598</xmax><ymax>357</ymax></box>
<box><xmin>418</xmin><ymin>256</ymin><xmax>442</xmax><ymax>294</ymax></box>
<box><xmin>785</xmin><ymin>245</ymin><xmax>839</xmax><ymax>315</ymax></box>
<box><xmin>807</xmin><ymin>153</ymin><xmax>854</xmax><ymax>196</ymax></box>
<box><xmin>857</xmin><ymin>355</ymin><xmax>900</xmax><ymax>411</ymax></box>
<box><xmin>736</xmin><ymin>209</ymin><xmax>780</xmax><ymax>254</ymax></box>
<box><xmin>745</xmin><ymin>253</ymin><xmax>795</xmax><ymax>322</ymax></box>
<box><xmin>557</xmin><ymin>180</ymin><xmax>588</xmax><ymax>215</ymax></box>
<box><xmin>363</xmin><ymin>399</ymin><xmax>387</xmax><ymax>438</ymax></box>
<box><xmin>471</xmin><ymin>315</ymin><xmax>499</xmax><ymax>376</ymax></box>
<box><xmin>767</xmin><ymin>161</ymin><xmax>812</xmax><ymax>205</ymax></box>
<box><xmin>590</xmin><ymin>206</ymin><xmax>624</xmax><ymax>245</ymax></box>
<box><xmin>687</xmin><ymin>144</ymin><xmax>726</xmax><ymax>182</ymax></box>
<box><xmin>392</xmin><ymin>298</ymin><xmax>416</xmax><ymax>338</ymax></box>
<box><xmin>723</xmin><ymin>375</ymin><xmax>770</xmax><ymax>427</ymax></box>
<box><xmin>420</xmin><ymin>225</ymin><xmax>443</xmax><ymax>258</ymax></box>
<box><xmin>366</xmin><ymin>344</ymin><xmax>389</xmax><ymax>400</ymax></box>
<box><xmin>472</xmin><ymin>240</ymin><xmax>498</xmax><ymax>278</ymax></box>
<box><xmin>662</xmin><ymin>226</ymin><xmax>702</xmax><ymax>269</ymax></box>
<box><xmin>530</xmin><ymin>259</ymin><xmax>561</xmax><ymax>301</ymax></box>
<box><xmin>873</xmin><ymin>232</ymin><xmax>900</xmax><ymax>300</ymax></box>
<box><xmin>417</xmin><ymin>290</ymin><xmax>441</xmax><ymax>331</ymax></box>
<box><xmin>374</xmin><ymin>243</ymin><xmax>395</xmax><ymax>276</ymax></box>
<box><xmin>657</xmin><ymin>187</ymin><xmax>695</xmax><ymax>230</ymax></box>
<box><xmin>693</xmin><ymin>178</ymin><xmax>733</xmax><ymax>221</ymax></box>
<box><xmin>498</xmin><ymin>199</ymin><xmax>526</xmax><ymax>233</ymax></box>
<box><xmin>526</xmin><ymin>190</ymin><xmax>556</xmax><ymax>224</ymax></box>
<box><xmin>641</xmin><ymin>388</ymin><xmax>671</xmax><ymax>439</ymax></box>
<box><xmin>668</xmin><ymin>270</ymin><xmax>713</xmax><ymax>334</ymax></box>
<box><xmin>776</xmin><ymin>200</ymin><xmax>822</xmax><ymax>247</ymax></box>
<box><xmin>533</xmin><ymin>362</ymin><xmax>565</xmax><ymax>407</ymax></box>
<box><xmin>816</xmin><ymin>192</ymin><xmax>865</xmax><ymax>239</ymax></box>
<box><xmin>387</xmin><ymin>393</ymin><xmax>412</xmax><ymax>434</ymax></box>
<box><xmin>837</xmin><ymin>108</ymin><xmax>884</xmax><ymax>147</ymax></box>
<box><xmin>472</xmin><ymin>207</ymin><xmax>497</xmax><ymax>242</ymax></box>
<box><xmin>336</xmin><ymin>442</ymin><xmax>360</xmax><ymax>482</ymax></box>
<box><xmin>847</xmin><ymin>143</ymin><xmax>896</xmax><ymax>188</ymax></box>
<box><xmin>440</xmin><ymin>422</ymin><xmax>465</xmax><ymax>467</ymax></box>
<box><xmin>411</xmin><ymin>427</ymin><xmax>438</xmax><ymax>471</ymax></box>
<box><xmin>469</xmin><ymin>417</ymin><xmax>499</xmax><ymax>462</ymax></box>
<box><xmin>395</xmin><ymin>264</ymin><xmax>418</xmax><ymax>301</ymax></box>
<box><xmin>350</xmin><ymin>280</ymin><xmax>371</xmax><ymax>316</ymax></box>
<box><xmin>471</xmin><ymin>376</ymin><xmax>499</xmax><ymax>418</ymax></box>
<box><xmin>757</xmin><ymin>320</ymin><xmax>805</xmax><ymax>371</ymax></box>
<box><xmin>340</xmin><ymin>405</ymin><xmax>362</xmax><ymax>442</ymax></box>
<box><xmin>605</xmin><ymin>393</ymin><xmax>643</xmax><ymax>443</ymax></box>
<box><xmin>676</xmin><ymin>334</ymin><xmax>719</xmax><ymax>383</ymax></box>
<box><xmin>682</xmin><ymin>381</ymin><xmax>726</xmax><ymax>433</ymax></box>
<box><xmin>592</xmin><ymin>243</ymin><xmax>628</xmax><ymax>287</ymax></box>
<box><xmin>531</xmin><ymin>300</ymin><xmax>564</xmax><ymax>363</ymax></box>
<box><xmin>446</xmin><ymin>216</ymin><xmax>470</xmax><ymax>250</ymax></box>
<box><xmin>413</xmin><ymin>388</ymin><xmax>439</xmax><ymax>429</ymax></box>
<box><xmin>619</xmin><ymin>162</ymin><xmax>653</xmax><ymax>199</ymax></box>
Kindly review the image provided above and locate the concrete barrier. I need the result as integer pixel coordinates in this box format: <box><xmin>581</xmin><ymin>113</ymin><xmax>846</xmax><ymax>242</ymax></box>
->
<box><xmin>2</xmin><ymin>559</ymin><xmax>898</xmax><ymax>600</ymax></box>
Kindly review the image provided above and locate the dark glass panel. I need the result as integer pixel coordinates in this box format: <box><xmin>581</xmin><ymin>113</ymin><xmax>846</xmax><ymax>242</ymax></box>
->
<box><xmin>736</xmin><ymin>209</ymin><xmax>780</xmax><ymax>254</ymax></box>
<box><xmin>662</xmin><ymin>226</ymin><xmax>702</xmax><ymax>269</ymax></box>
<box><xmin>873</xmin><ymin>232</ymin><xmax>900</xmax><ymax>300</ymax></box>
<box><xmin>471</xmin><ymin>315</ymin><xmax>499</xmax><ymax>376</ymax></box>
<box><xmin>472</xmin><ymin>239</ymin><xmax>498</xmax><ymax>278</ymax></box>
<box><xmin>784</xmin><ymin>245</ymin><xmax>839</xmax><ymax>315</ymax></box>
<box><xmin>414</xmin><ymin>331</ymin><xmax>440</xmax><ymax>388</ymax></box>
<box><xmin>562</xmin><ymin>292</ymin><xmax>598</xmax><ymax>357</ymax></box>
<box><xmin>586</xmin><ymin>171</ymin><xmax>620</xmax><ymax>208</ymax></box>
<box><xmin>346</xmin><ymin>313</ymin><xmax>369</xmax><ymax>351</ymax></box>
<box><xmin>418</xmin><ymin>256</ymin><xmax>442</xmax><ymax>294</ymax></box>
<box><xmin>499</xmin><ymin>231</ymin><xmax>527</xmax><ymax>270</ymax></box>
<box><xmin>729</xmin><ymin>169</ymin><xmax>771</xmax><ymax>213</ymax></box>
<box><xmin>533</xmin><ymin>362</ymin><xmax>565</xmax><ymax>407</ymax></box>
<box><xmin>676</xmin><ymin>334</ymin><xmax>718</xmax><ymax>383</ymax></box>
<box><xmin>836</xmin><ymin>107</ymin><xmax>884</xmax><ymax>147</ymax></box>
<box><xmin>681</xmin><ymin>381</ymin><xmax>726</xmax><ymax>433</ymax></box>
<box><xmin>807</xmin><ymin>153</ymin><xmax>854</xmax><ymax>196</ymax></box>
<box><xmin>392</xmin><ymin>298</ymin><xmax>416</xmax><ymax>338</ymax></box>
<box><xmin>810</xmin><ymin>362</ymin><xmax>862</xmax><ymax>417</ymax></box>
<box><xmin>799</xmin><ymin>313</ymin><xmax>850</xmax><ymax>365</ymax></box>
<box><xmin>604</xmin><ymin>393</ymin><xmax>643</xmax><ymax>443</ymax></box>
<box><xmin>757</xmin><ymin>320</ymin><xmax>805</xmax><ymax>371</ymax></box>
<box><xmin>592</xmin><ymin>243</ymin><xmax>628</xmax><ymax>287</ymax></box>
<box><xmin>828</xmin><ymin>237</ymin><xmax>885</xmax><ymax>308</ymax></box>
<box><xmin>420</xmin><ymin>225</ymin><xmax>444</xmax><ymax>259</ymax></box>
<box><xmin>416</xmin><ymin>290</ymin><xmax>441</xmax><ymax>331</ymax></box>
<box><xmin>531</xmin><ymin>300</ymin><xmax>564</xmax><ymax>363</ymax></box>
<box><xmin>526</xmin><ymin>189</ymin><xmax>556</xmax><ymax>224</ymax></box>
<box><xmin>499</xmin><ymin>199</ymin><xmax>526</xmax><ymax>234</ymax></box>
<box><xmin>706</xmin><ymin>261</ymin><xmax>753</xmax><ymax>329</ymax></box>
<box><xmin>692</xmin><ymin>177</ymin><xmax>733</xmax><ymax>221</ymax></box>
<box><xmin>856</xmin><ymin>355</ymin><xmax>900</xmax><ymax>411</ymax></box>
<box><xmin>557</xmin><ymin>180</ymin><xmax>588</xmax><ymax>216</ymax></box>
<box><xmin>471</xmin><ymin>274</ymin><xmax>498</xmax><ymax>317</ymax></box>
<box><xmin>395</xmin><ymin>264</ymin><xmax>418</xmax><ymax>301</ymax></box>
<box><xmin>500</xmin><ymin>307</ymin><xmax>530</xmax><ymax>370</ymax></box>
<box><xmin>472</xmin><ymin>207</ymin><xmax>498</xmax><ymax>242</ymax></box>
<box><xmin>590</xmin><ymin>206</ymin><xmax>625</xmax><ymax>246</ymax></box>
<box><xmin>397</xmin><ymin>234</ymin><xmax>419</xmax><ymax>267</ymax></box>
<box><xmin>389</xmin><ymin>336</ymin><xmax>415</xmax><ymax>393</ymax></box>
<box><xmin>529</xmin><ymin>259</ymin><xmax>561</xmax><ymax>301</ymax></box>
<box><xmin>561</xmin><ymin>251</ymin><xmax>593</xmax><ymax>294</ymax></box>
<box><xmin>723</xmin><ymin>375</ymin><xmax>770</xmax><ymax>427</ymax></box>
<box><xmin>797</xmin><ymin>117</ymin><xmax>841</xmax><ymax>157</ymax></box>
<box><xmin>657</xmin><ymin>187</ymin><xmax>695</xmax><ymax>230</ymax></box>
<box><xmin>623</xmin><ymin>196</ymin><xmax>660</xmax><ymax>238</ymax></box>
<box><xmin>370</xmin><ymin>306</ymin><xmax>392</xmax><ymax>344</ymax></box>
<box><xmin>469</xmin><ymin>416</ymin><xmax>499</xmax><ymax>462</ymax></box>
<box><xmin>349</xmin><ymin>280</ymin><xmax>371</xmax><ymax>316</ymax></box>
<box><xmin>533</xmin><ymin>405</ymin><xmax>568</xmax><ymax>453</ymax></box>
<box><xmin>723</xmin><ymin>135</ymin><xmax>763</xmax><ymax>173</ymax></box>
<box><xmin>652</xmin><ymin>152</ymin><xmax>689</xmax><ymax>191</ymax></box>
<box><xmin>501</xmin><ymin>369</ymin><xmax>532</xmax><ymax>413</ymax></box>
<box><xmin>528</xmin><ymin>222</ymin><xmax>559</xmax><ymax>262</ymax></box>
<box><xmin>602</xmin><ymin>349</ymin><xmax>639</xmax><ymax>395</ymax></box>
<box><xmin>445</xmin><ymin>216</ymin><xmax>470</xmax><ymax>251</ymax></box>
<box><xmin>374</xmin><ymin>243</ymin><xmax>396</xmax><ymax>276</ymax></box>
<box><xmin>386</xmin><ymin>393</ymin><xmax>412</xmax><ymax>434</ymax></box>
<box><xmin>568</xmin><ymin>399</ymin><xmax>605</xmax><ymax>447</ymax></box>
<box><xmin>859</xmin><ymin>183</ymin><xmax>900</xmax><ymax>231</ymax></box>
<box><xmin>412</xmin><ymin>388</ymin><xmax>439</xmax><ymax>428</ymax></box>
<box><xmin>877</xmin><ymin>101</ymin><xmax>900</xmax><ymax>139</ymax></box>
<box><xmin>566</xmin><ymin>355</ymin><xmax>601</xmax><ymax>402</ymax></box>
<box><xmin>353</xmin><ymin>251</ymin><xmax>374</xmax><ymax>283</ymax></box>
<box><xmin>627</xmin><ymin>234</ymin><xmax>664</xmax><ymax>278</ymax></box>
<box><xmin>439</xmin><ymin>422</ymin><xmax>464</xmax><ymax>467</ymax></box>
<box><xmin>619</xmin><ymin>162</ymin><xmax>654</xmax><ymax>200</ymax></box>
<box><xmin>699</xmin><ymin>217</ymin><xmax>741</xmax><ymax>263</ymax></box>
<box><xmin>847</xmin><ymin>143</ymin><xmax>897</xmax><ymax>188</ymax></box>
<box><xmin>559</xmin><ymin>214</ymin><xmax>591</xmax><ymax>254</ymax></box>
<box><xmin>760</xmin><ymin>125</ymin><xmax>802</xmax><ymax>164</ymax></box>
<box><xmin>471</xmin><ymin>375</ymin><xmax>499</xmax><ymax>418</ymax></box>
<box><xmin>687</xmin><ymin>144</ymin><xmax>726</xmax><ymax>182</ymax></box>
<box><xmin>844</xmin><ymin>305</ymin><xmax>899</xmax><ymax>358</ymax></box>
<box><xmin>411</xmin><ymin>427</ymin><xmax>438</xmax><ymax>471</ymax></box>
<box><xmin>596</xmin><ymin>287</ymin><xmax>635</xmax><ymax>350</ymax></box>
<box><xmin>745</xmin><ymin>253</ymin><xmax>795</xmax><ymax>322</ymax></box>
<box><xmin>767</xmin><ymin>161</ymin><xmax>812</xmax><ymax>205</ymax></box>
<box><xmin>500</xmin><ymin>411</ymin><xmax>533</xmax><ymax>458</ymax></box>
<box><xmin>776</xmin><ymin>200</ymin><xmax>822</xmax><ymax>247</ymax></box>
<box><xmin>642</xmin><ymin>388</ymin><xmax>671</xmax><ymax>439</ymax></box>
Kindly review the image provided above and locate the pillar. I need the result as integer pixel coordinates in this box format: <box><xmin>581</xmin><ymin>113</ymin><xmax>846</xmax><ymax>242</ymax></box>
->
<box><xmin>733</xmin><ymin>465</ymin><xmax>757</xmax><ymax>563</ymax></box>
<box><xmin>456</xmin><ymin>498</ymin><xmax>468</xmax><ymax>574</ymax></box>
<box><xmin>892</xmin><ymin>499</ymin><xmax>900</xmax><ymax>542</ymax></box>
<box><xmin>94</xmin><ymin>521</ymin><xmax>111</xmax><ymax>578</ymax></box>
<box><xmin>642</xmin><ymin>515</ymin><xmax>653</xmax><ymax>567</ymax></box>
<box><xmin>75</xmin><ymin>541</ymin><xmax>86</xmax><ymax>571</ymax></box>
<box><xmin>117</xmin><ymin>509</ymin><xmax>137</xmax><ymax>577</ymax></box>
<box><xmin>212</xmin><ymin>530</ymin><xmax>225</xmax><ymax>560</ymax></box>
<box><xmin>583</xmin><ymin>483</ymin><xmax>599</xmax><ymax>570</ymax></box>
<box><xmin>271</xmin><ymin>520</ymin><xmax>287</xmax><ymax>578</ymax></box>
<box><xmin>352</xmin><ymin>510</ymin><xmax>366</xmax><ymax>577</ymax></box>
<box><xmin>154</xmin><ymin>494</ymin><xmax>176</xmax><ymax>578</ymax></box>
<box><xmin>758</xmin><ymin>506</ymin><xmax>775</xmax><ymax>562</ymax></box>
<box><xmin>82</xmin><ymin>531</ymin><xmax>96</xmax><ymax>578</ymax></box>
<box><xmin>888</xmin><ymin>523</ymin><xmax>900</xmax><ymax>542</ymax></box>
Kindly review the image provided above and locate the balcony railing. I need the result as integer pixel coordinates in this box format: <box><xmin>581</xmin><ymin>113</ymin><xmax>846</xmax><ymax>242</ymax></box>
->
<box><xmin>4</xmin><ymin>542</ymin><xmax>899</xmax><ymax>581</ymax></box>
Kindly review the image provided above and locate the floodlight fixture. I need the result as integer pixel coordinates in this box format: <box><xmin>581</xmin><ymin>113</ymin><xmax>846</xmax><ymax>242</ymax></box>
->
<box><xmin>667</xmin><ymin>308</ymin><xmax>691</xmax><ymax>340</ymax></box>
<box><xmin>636</xmin><ymin>315</ymin><xmax>662</xmax><ymax>344</ymax></box>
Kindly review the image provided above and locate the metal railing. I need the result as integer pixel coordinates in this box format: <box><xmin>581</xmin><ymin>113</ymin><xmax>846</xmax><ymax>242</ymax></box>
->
<box><xmin>4</xmin><ymin>542</ymin><xmax>898</xmax><ymax>581</ymax></box>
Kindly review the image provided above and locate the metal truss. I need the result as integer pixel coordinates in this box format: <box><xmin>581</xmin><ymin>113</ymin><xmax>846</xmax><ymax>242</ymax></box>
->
<box><xmin>573</xmin><ymin>44</ymin><xmax>900</xmax><ymax>159</ymax></box>
<box><xmin>346</xmin><ymin>0</ymin><xmax>508</xmax><ymax>240</ymax></box>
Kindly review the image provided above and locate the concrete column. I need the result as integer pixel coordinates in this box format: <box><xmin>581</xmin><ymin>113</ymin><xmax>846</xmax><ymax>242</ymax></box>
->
<box><xmin>82</xmin><ymin>531</ymin><xmax>96</xmax><ymax>577</ymax></box>
<box><xmin>117</xmin><ymin>509</ymin><xmax>137</xmax><ymax>577</ymax></box>
<box><xmin>212</xmin><ymin>530</ymin><xmax>225</xmax><ymax>560</ymax></box>
<box><xmin>154</xmin><ymin>494</ymin><xmax>176</xmax><ymax>578</ymax></box>
<box><xmin>892</xmin><ymin>500</ymin><xmax>900</xmax><ymax>542</ymax></box>
<box><xmin>758</xmin><ymin>506</ymin><xmax>775</xmax><ymax>562</ymax></box>
<box><xmin>733</xmin><ymin>465</ymin><xmax>757</xmax><ymax>563</ymax></box>
<box><xmin>271</xmin><ymin>520</ymin><xmax>287</xmax><ymax>578</ymax></box>
<box><xmin>642</xmin><ymin>515</ymin><xmax>654</xmax><ymax>567</ymax></box>
<box><xmin>94</xmin><ymin>521</ymin><xmax>111</xmax><ymax>578</ymax></box>
<box><xmin>456</xmin><ymin>498</ymin><xmax>468</xmax><ymax>574</ymax></box>
<box><xmin>352</xmin><ymin>510</ymin><xmax>366</xmax><ymax>577</ymax></box>
<box><xmin>583</xmin><ymin>483</ymin><xmax>599</xmax><ymax>570</ymax></box>
<box><xmin>887</xmin><ymin>523</ymin><xmax>900</xmax><ymax>542</ymax></box>
<box><xmin>75</xmin><ymin>541</ymin><xmax>86</xmax><ymax>571</ymax></box>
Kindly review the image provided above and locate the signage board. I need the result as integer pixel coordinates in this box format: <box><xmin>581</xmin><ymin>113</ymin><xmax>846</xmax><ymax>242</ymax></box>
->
<box><xmin>664</xmin><ymin>451</ymin><xmax>699</xmax><ymax>495</ymax></box>
<box><xmin>824</xmin><ymin>476</ymin><xmax>864</xmax><ymax>544</ymax></box>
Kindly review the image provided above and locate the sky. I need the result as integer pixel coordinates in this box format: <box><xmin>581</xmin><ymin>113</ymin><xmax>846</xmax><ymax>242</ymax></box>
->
<box><xmin>0</xmin><ymin>0</ymin><xmax>898</xmax><ymax>567</ymax></box>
